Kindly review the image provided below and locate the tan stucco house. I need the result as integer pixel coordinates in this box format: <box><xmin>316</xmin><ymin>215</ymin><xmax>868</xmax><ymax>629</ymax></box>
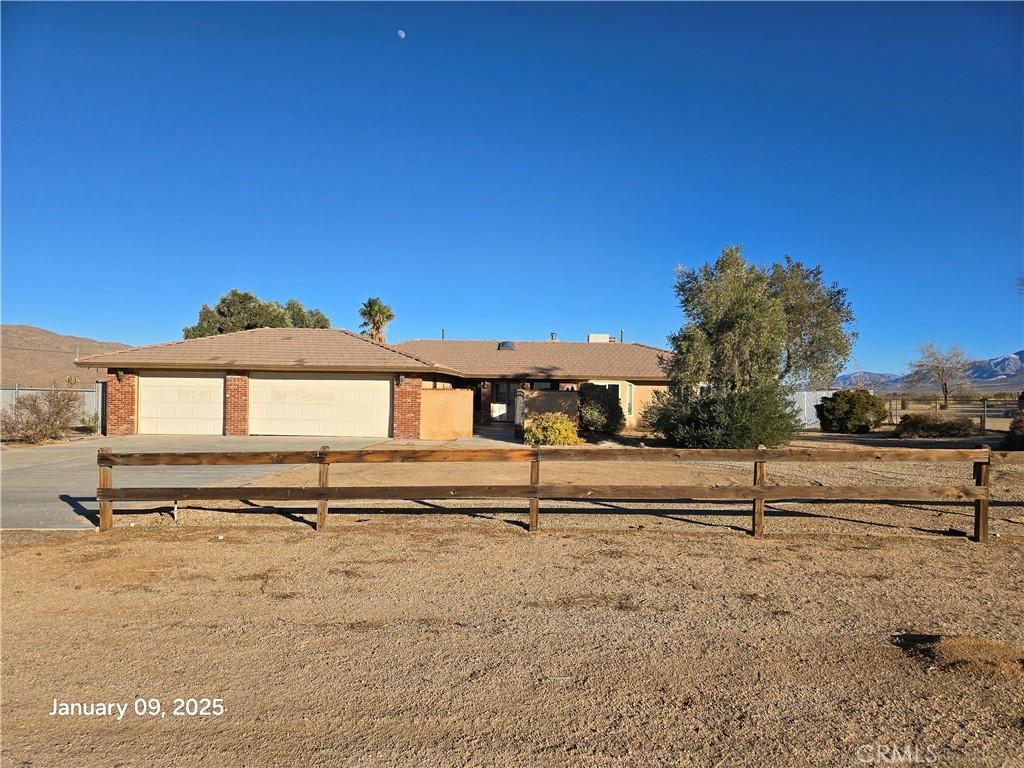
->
<box><xmin>76</xmin><ymin>328</ymin><xmax>670</xmax><ymax>438</ymax></box>
<box><xmin>393</xmin><ymin>338</ymin><xmax>669</xmax><ymax>431</ymax></box>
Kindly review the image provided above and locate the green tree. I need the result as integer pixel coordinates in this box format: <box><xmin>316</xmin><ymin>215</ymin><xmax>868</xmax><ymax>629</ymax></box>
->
<box><xmin>284</xmin><ymin>299</ymin><xmax>330</xmax><ymax>330</ymax></box>
<box><xmin>183</xmin><ymin>290</ymin><xmax>330</xmax><ymax>339</ymax></box>
<box><xmin>648</xmin><ymin>245</ymin><xmax>854</xmax><ymax>448</ymax></box>
<box><xmin>358</xmin><ymin>297</ymin><xmax>395</xmax><ymax>343</ymax></box>
<box><xmin>667</xmin><ymin>245</ymin><xmax>786</xmax><ymax>391</ymax></box>
<box><xmin>666</xmin><ymin>246</ymin><xmax>855</xmax><ymax>390</ymax></box>
<box><xmin>768</xmin><ymin>257</ymin><xmax>856</xmax><ymax>388</ymax></box>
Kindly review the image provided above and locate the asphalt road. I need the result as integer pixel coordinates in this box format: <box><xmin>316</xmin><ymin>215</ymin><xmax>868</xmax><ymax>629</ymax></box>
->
<box><xmin>0</xmin><ymin>435</ymin><xmax>382</xmax><ymax>529</ymax></box>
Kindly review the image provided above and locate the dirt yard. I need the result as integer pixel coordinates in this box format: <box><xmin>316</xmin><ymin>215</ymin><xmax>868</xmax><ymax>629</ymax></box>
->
<box><xmin>2</xmin><ymin>524</ymin><xmax>1023</xmax><ymax>767</ymax></box>
<box><xmin>3</xmin><ymin>436</ymin><xmax>1023</xmax><ymax>766</ymax></box>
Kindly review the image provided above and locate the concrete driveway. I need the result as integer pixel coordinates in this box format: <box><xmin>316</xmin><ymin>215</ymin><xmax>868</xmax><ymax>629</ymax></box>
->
<box><xmin>1</xmin><ymin>435</ymin><xmax>384</xmax><ymax>529</ymax></box>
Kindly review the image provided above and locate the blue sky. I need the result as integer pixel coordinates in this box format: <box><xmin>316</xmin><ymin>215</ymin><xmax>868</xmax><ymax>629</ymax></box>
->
<box><xmin>2</xmin><ymin>2</ymin><xmax>1021</xmax><ymax>373</ymax></box>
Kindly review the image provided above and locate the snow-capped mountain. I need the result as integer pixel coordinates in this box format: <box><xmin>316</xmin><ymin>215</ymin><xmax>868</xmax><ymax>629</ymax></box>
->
<box><xmin>967</xmin><ymin>351</ymin><xmax>1024</xmax><ymax>381</ymax></box>
<box><xmin>835</xmin><ymin>351</ymin><xmax>1024</xmax><ymax>392</ymax></box>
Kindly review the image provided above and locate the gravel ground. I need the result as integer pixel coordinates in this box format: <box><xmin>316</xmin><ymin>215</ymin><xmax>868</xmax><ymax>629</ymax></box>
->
<box><xmin>2</xmin><ymin>524</ymin><xmax>1022</xmax><ymax>767</ymax></box>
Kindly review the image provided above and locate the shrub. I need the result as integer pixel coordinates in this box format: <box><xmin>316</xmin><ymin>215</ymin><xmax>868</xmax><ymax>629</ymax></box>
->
<box><xmin>82</xmin><ymin>411</ymin><xmax>101</xmax><ymax>434</ymax></box>
<box><xmin>895</xmin><ymin>413</ymin><xmax>974</xmax><ymax>438</ymax></box>
<box><xmin>1002</xmin><ymin>412</ymin><xmax>1024</xmax><ymax>450</ymax></box>
<box><xmin>1</xmin><ymin>390</ymin><xmax>83</xmax><ymax>443</ymax></box>
<box><xmin>643</xmin><ymin>383</ymin><xmax>799</xmax><ymax>448</ymax></box>
<box><xmin>815</xmin><ymin>389</ymin><xmax>888</xmax><ymax>433</ymax></box>
<box><xmin>523</xmin><ymin>412</ymin><xmax>583</xmax><ymax>446</ymax></box>
<box><xmin>579</xmin><ymin>383</ymin><xmax>624</xmax><ymax>435</ymax></box>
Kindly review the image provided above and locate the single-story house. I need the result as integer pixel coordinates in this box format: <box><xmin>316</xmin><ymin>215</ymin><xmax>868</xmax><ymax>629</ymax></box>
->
<box><xmin>393</xmin><ymin>338</ymin><xmax>669</xmax><ymax>430</ymax></box>
<box><xmin>75</xmin><ymin>328</ymin><xmax>670</xmax><ymax>438</ymax></box>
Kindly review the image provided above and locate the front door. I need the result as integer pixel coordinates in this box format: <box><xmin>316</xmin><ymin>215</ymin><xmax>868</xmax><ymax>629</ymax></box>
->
<box><xmin>492</xmin><ymin>381</ymin><xmax>517</xmax><ymax>422</ymax></box>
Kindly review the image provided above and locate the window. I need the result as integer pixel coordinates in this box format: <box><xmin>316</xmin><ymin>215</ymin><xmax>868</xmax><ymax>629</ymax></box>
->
<box><xmin>626</xmin><ymin>383</ymin><xmax>634</xmax><ymax>417</ymax></box>
<box><xmin>533</xmin><ymin>381</ymin><xmax>554</xmax><ymax>390</ymax></box>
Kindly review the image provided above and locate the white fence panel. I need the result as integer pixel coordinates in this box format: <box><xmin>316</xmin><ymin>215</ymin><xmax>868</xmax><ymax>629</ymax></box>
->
<box><xmin>789</xmin><ymin>390</ymin><xmax>835</xmax><ymax>429</ymax></box>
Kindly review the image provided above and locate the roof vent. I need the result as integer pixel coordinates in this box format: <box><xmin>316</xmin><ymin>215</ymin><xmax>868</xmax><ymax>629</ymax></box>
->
<box><xmin>497</xmin><ymin>341</ymin><xmax>516</xmax><ymax>351</ymax></box>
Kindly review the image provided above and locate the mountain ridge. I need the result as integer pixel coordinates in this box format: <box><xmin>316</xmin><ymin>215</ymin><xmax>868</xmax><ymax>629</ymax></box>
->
<box><xmin>835</xmin><ymin>351</ymin><xmax>1024</xmax><ymax>393</ymax></box>
<box><xmin>1</xmin><ymin>325</ymin><xmax>129</xmax><ymax>387</ymax></box>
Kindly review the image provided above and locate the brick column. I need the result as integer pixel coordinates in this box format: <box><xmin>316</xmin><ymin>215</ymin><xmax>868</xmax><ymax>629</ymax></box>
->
<box><xmin>392</xmin><ymin>375</ymin><xmax>422</xmax><ymax>439</ymax></box>
<box><xmin>105</xmin><ymin>370</ymin><xmax>137</xmax><ymax>436</ymax></box>
<box><xmin>224</xmin><ymin>373</ymin><xmax>249</xmax><ymax>436</ymax></box>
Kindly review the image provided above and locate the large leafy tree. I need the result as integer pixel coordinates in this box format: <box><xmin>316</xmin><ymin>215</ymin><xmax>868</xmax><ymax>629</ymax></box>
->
<box><xmin>358</xmin><ymin>297</ymin><xmax>395</xmax><ymax>343</ymax></box>
<box><xmin>767</xmin><ymin>257</ymin><xmax>856</xmax><ymax>388</ymax></box>
<box><xmin>646</xmin><ymin>245</ymin><xmax>853</xmax><ymax>448</ymax></box>
<box><xmin>666</xmin><ymin>246</ymin><xmax>855</xmax><ymax>390</ymax></box>
<box><xmin>183</xmin><ymin>290</ymin><xmax>330</xmax><ymax>339</ymax></box>
<box><xmin>667</xmin><ymin>246</ymin><xmax>785</xmax><ymax>391</ymax></box>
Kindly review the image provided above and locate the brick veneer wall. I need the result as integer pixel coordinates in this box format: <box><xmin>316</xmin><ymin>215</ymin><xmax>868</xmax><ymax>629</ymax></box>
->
<box><xmin>392</xmin><ymin>375</ymin><xmax>422</xmax><ymax>439</ymax></box>
<box><xmin>225</xmin><ymin>373</ymin><xmax>249</xmax><ymax>436</ymax></box>
<box><xmin>105</xmin><ymin>370</ymin><xmax>137</xmax><ymax>436</ymax></box>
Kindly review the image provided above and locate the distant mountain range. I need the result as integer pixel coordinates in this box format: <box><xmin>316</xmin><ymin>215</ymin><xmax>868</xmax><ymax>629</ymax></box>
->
<box><xmin>835</xmin><ymin>351</ymin><xmax>1024</xmax><ymax>393</ymax></box>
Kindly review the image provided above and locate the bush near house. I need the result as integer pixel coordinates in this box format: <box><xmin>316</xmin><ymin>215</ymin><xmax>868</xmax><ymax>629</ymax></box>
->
<box><xmin>579</xmin><ymin>383</ymin><xmax>624</xmax><ymax>435</ymax></box>
<box><xmin>1</xmin><ymin>390</ymin><xmax>83</xmax><ymax>443</ymax></box>
<box><xmin>895</xmin><ymin>413</ymin><xmax>974</xmax><ymax>438</ymax></box>
<box><xmin>643</xmin><ymin>383</ymin><xmax>799</xmax><ymax>449</ymax></box>
<box><xmin>523</xmin><ymin>412</ymin><xmax>584</xmax><ymax>446</ymax></box>
<box><xmin>82</xmin><ymin>411</ymin><xmax>101</xmax><ymax>434</ymax></box>
<box><xmin>815</xmin><ymin>389</ymin><xmax>888</xmax><ymax>434</ymax></box>
<box><xmin>1002</xmin><ymin>413</ymin><xmax>1024</xmax><ymax>450</ymax></box>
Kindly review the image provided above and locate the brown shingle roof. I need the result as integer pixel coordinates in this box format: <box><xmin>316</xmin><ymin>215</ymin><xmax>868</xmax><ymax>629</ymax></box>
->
<box><xmin>75</xmin><ymin>328</ymin><xmax>446</xmax><ymax>373</ymax></box>
<box><xmin>394</xmin><ymin>340</ymin><xmax>671</xmax><ymax>381</ymax></box>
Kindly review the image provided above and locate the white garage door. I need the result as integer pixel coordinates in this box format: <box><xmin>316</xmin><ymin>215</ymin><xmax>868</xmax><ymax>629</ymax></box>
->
<box><xmin>137</xmin><ymin>371</ymin><xmax>225</xmax><ymax>435</ymax></box>
<box><xmin>248</xmin><ymin>373</ymin><xmax>392</xmax><ymax>437</ymax></box>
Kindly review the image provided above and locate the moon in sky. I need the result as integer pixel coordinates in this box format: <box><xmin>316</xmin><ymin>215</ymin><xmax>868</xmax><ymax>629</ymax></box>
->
<box><xmin>397</xmin><ymin>30</ymin><xmax>406</xmax><ymax>39</ymax></box>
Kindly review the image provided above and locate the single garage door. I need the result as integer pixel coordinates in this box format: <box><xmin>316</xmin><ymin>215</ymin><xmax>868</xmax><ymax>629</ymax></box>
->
<box><xmin>248</xmin><ymin>373</ymin><xmax>392</xmax><ymax>437</ymax></box>
<box><xmin>137</xmin><ymin>371</ymin><xmax>225</xmax><ymax>435</ymax></box>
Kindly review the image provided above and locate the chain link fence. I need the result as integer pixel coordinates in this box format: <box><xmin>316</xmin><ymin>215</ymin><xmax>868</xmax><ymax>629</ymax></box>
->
<box><xmin>1</xmin><ymin>383</ymin><xmax>104</xmax><ymax>427</ymax></box>
<box><xmin>885</xmin><ymin>394</ymin><xmax>1021</xmax><ymax>432</ymax></box>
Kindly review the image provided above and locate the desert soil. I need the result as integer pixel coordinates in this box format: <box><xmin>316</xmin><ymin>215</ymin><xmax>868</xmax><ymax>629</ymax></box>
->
<box><xmin>2</xmin><ymin>525</ymin><xmax>1023</xmax><ymax>767</ymax></box>
<box><xmin>3</xmin><ymin>438</ymin><xmax>1023</xmax><ymax>766</ymax></box>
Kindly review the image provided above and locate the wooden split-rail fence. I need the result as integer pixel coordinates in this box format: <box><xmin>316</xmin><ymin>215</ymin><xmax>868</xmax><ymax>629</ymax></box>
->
<box><xmin>96</xmin><ymin>446</ymin><xmax>1022</xmax><ymax>541</ymax></box>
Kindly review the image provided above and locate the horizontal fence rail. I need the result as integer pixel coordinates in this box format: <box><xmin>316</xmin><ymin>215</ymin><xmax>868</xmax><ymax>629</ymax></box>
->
<box><xmin>97</xmin><ymin>446</ymin><xmax>997</xmax><ymax>466</ymax></box>
<box><xmin>95</xmin><ymin>446</ymin><xmax>1022</xmax><ymax>541</ymax></box>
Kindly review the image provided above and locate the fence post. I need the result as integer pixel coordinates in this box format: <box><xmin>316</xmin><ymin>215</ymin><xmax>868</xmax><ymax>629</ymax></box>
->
<box><xmin>316</xmin><ymin>446</ymin><xmax>330</xmax><ymax>532</ymax></box>
<box><xmin>752</xmin><ymin>444</ymin><xmax>766</xmax><ymax>538</ymax></box>
<box><xmin>980</xmin><ymin>398</ymin><xmax>987</xmax><ymax>433</ymax></box>
<box><xmin>98</xmin><ymin>448</ymin><xmax>113</xmax><ymax>532</ymax></box>
<box><xmin>973</xmin><ymin>447</ymin><xmax>990</xmax><ymax>543</ymax></box>
<box><xmin>528</xmin><ymin>450</ymin><xmax>540</xmax><ymax>532</ymax></box>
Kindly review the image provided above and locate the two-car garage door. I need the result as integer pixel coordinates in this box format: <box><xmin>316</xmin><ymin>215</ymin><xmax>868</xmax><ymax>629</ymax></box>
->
<box><xmin>136</xmin><ymin>371</ymin><xmax>392</xmax><ymax>437</ymax></box>
<box><xmin>248</xmin><ymin>373</ymin><xmax>391</xmax><ymax>437</ymax></box>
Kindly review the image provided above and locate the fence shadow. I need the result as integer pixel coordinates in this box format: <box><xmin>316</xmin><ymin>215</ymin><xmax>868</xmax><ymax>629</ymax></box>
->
<box><xmin>65</xmin><ymin>494</ymin><xmax>1016</xmax><ymax>540</ymax></box>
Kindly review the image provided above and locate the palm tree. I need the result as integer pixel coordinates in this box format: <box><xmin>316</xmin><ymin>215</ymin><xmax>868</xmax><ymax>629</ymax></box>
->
<box><xmin>358</xmin><ymin>297</ymin><xmax>395</xmax><ymax>343</ymax></box>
